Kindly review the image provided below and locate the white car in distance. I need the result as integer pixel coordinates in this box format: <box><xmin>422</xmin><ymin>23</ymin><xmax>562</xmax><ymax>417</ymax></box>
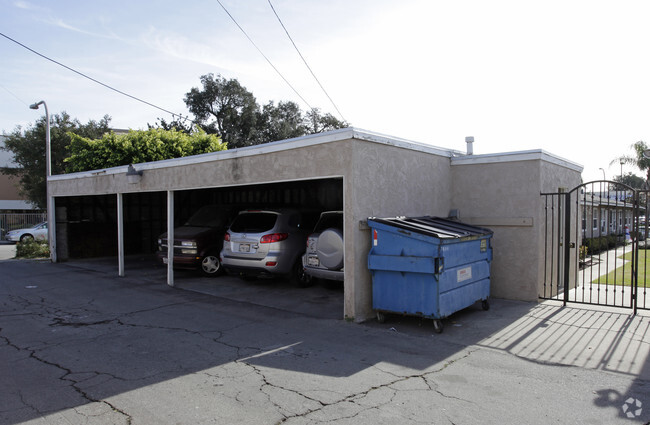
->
<box><xmin>5</xmin><ymin>222</ymin><xmax>48</xmax><ymax>243</ymax></box>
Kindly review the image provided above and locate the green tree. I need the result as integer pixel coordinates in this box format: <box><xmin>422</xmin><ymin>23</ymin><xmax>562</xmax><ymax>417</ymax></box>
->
<box><xmin>304</xmin><ymin>108</ymin><xmax>348</xmax><ymax>134</ymax></box>
<box><xmin>181</xmin><ymin>74</ymin><xmax>349</xmax><ymax>148</ymax></box>
<box><xmin>613</xmin><ymin>172</ymin><xmax>646</xmax><ymax>189</ymax></box>
<box><xmin>149</xmin><ymin>117</ymin><xmax>194</xmax><ymax>134</ymax></box>
<box><xmin>65</xmin><ymin>127</ymin><xmax>226</xmax><ymax>173</ymax></box>
<box><xmin>255</xmin><ymin>100</ymin><xmax>307</xmax><ymax>143</ymax></box>
<box><xmin>184</xmin><ymin>73</ymin><xmax>259</xmax><ymax>149</ymax></box>
<box><xmin>1</xmin><ymin>112</ymin><xmax>111</xmax><ymax>208</ymax></box>
<box><xmin>612</xmin><ymin>141</ymin><xmax>650</xmax><ymax>185</ymax></box>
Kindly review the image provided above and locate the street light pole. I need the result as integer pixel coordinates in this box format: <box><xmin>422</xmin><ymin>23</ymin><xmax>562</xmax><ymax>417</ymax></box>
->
<box><xmin>620</xmin><ymin>157</ymin><xmax>625</xmax><ymax>181</ymax></box>
<box><xmin>29</xmin><ymin>100</ymin><xmax>56</xmax><ymax>262</ymax></box>
<box><xmin>598</xmin><ymin>167</ymin><xmax>606</xmax><ymax>180</ymax></box>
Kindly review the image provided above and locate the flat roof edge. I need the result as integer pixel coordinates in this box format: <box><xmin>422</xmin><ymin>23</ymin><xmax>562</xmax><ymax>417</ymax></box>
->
<box><xmin>451</xmin><ymin>149</ymin><xmax>584</xmax><ymax>172</ymax></box>
<box><xmin>49</xmin><ymin>127</ymin><xmax>460</xmax><ymax>182</ymax></box>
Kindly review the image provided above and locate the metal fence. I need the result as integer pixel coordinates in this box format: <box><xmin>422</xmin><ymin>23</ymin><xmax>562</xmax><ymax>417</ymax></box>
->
<box><xmin>0</xmin><ymin>213</ymin><xmax>47</xmax><ymax>240</ymax></box>
<box><xmin>541</xmin><ymin>181</ymin><xmax>648</xmax><ymax>314</ymax></box>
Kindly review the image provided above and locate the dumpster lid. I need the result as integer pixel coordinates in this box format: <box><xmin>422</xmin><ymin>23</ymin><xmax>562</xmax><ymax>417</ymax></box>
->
<box><xmin>367</xmin><ymin>216</ymin><xmax>492</xmax><ymax>239</ymax></box>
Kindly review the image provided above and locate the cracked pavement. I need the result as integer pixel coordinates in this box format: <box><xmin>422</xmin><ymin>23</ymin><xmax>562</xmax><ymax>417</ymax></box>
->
<box><xmin>1</xmin><ymin>258</ymin><xmax>649</xmax><ymax>424</ymax></box>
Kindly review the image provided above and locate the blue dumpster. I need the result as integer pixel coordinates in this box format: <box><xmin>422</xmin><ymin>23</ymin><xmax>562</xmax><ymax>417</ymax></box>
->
<box><xmin>367</xmin><ymin>216</ymin><xmax>493</xmax><ymax>332</ymax></box>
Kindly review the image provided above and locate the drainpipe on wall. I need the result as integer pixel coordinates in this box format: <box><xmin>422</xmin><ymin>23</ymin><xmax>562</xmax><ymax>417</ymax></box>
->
<box><xmin>466</xmin><ymin>136</ymin><xmax>474</xmax><ymax>155</ymax></box>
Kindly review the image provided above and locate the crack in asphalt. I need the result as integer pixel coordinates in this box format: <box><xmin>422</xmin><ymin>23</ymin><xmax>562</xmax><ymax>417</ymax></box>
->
<box><xmin>17</xmin><ymin>339</ymin><xmax>134</xmax><ymax>423</ymax></box>
<box><xmin>0</xmin><ymin>291</ymin><xmax>274</xmax><ymax>423</ymax></box>
<box><xmin>228</xmin><ymin>347</ymin><xmax>481</xmax><ymax>424</ymax></box>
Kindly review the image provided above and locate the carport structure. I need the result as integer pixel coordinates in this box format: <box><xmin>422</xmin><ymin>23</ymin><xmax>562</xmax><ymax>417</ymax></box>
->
<box><xmin>48</xmin><ymin>128</ymin><xmax>582</xmax><ymax>321</ymax></box>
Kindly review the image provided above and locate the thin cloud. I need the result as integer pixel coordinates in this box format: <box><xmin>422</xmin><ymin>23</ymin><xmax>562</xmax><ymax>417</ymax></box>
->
<box><xmin>48</xmin><ymin>18</ymin><xmax>122</xmax><ymax>41</ymax></box>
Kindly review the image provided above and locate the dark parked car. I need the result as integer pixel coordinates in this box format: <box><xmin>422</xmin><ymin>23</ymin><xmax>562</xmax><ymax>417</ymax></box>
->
<box><xmin>302</xmin><ymin>211</ymin><xmax>344</xmax><ymax>281</ymax></box>
<box><xmin>156</xmin><ymin>205</ymin><xmax>232</xmax><ymax>276</ymax></box>
<box><xmin>220</xmin><ymin>209</ymin><xmax>316</xmax><ymax>286</ymax></box>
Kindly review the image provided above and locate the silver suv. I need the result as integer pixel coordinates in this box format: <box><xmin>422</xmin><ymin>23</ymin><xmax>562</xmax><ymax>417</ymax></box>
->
<box><xmin>220</xmin><ymin>209</ymin><xmax>314</xmax><ymax>285</ymax></box>
<box><xmin>302</xmin><ymin>211</ymin><xmax>344</xmax><ymax>281</ymax></box>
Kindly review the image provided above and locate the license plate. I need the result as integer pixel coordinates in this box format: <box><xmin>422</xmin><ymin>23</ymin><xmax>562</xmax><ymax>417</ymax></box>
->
<box><xmin>308</xmin><ymin>257</ymin><xmax>319</xmax><ymax>267</ymax></box>
<box><xmin>239</xmin><ymin>244</ymin><xmax>251</xmax><ymax>253</ymax></box>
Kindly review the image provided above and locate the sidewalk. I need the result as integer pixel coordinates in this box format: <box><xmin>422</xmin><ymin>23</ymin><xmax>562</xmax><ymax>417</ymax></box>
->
<box><xmin>0</xmin><ymin>241</ymin><xmax>16</xmax><ymax>260</ymax></box>
<box><xmin>573</xmin><ymin>244</ymin><xmax>650</xmax><ymax>308</ymax></box>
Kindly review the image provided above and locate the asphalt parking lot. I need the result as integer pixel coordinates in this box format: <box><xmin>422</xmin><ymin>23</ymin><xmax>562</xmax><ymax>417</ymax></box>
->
<box><xmin>1</xmin><ymin>254</ymin><xmax>649</xmax><ymax>424</ymax></box>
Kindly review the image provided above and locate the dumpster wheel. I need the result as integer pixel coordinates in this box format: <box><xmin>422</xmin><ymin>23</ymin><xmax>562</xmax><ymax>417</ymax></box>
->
<box><xmin>482</xmin><ymin>299</ymin><xmax>490</xmax><ymax>311</ymax></box>
<box><xmin>376</xmin><ymin>312</ymin><xmax>386</xmax><ymax>323</ymax></box>
<box><xmin>433</xmin><ymin>319</ymin><xmax>443</xmax><ymax>333</ymax></box>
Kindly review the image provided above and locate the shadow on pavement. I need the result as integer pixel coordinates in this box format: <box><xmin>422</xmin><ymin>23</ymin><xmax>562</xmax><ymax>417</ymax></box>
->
<box><xmin>1</xmin><ymin>256</ymin><xmax>648</xmax><ymax>423</ymax></box>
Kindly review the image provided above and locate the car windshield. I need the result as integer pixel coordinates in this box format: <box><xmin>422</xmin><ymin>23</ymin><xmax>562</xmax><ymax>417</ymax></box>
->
<box><xmin>229</xmin><ymin>212</ymin><xmax>278</xmax><ymax>233</ymax></box>
<box><xmin>314</xmin><ymin>214</ymin><xmax>343</xmax><ymax>233</ymax></box>
<box><xmin>184</xmin><ymin>206</ymin><xmax>226</xmax><ymax>227</ymax></box>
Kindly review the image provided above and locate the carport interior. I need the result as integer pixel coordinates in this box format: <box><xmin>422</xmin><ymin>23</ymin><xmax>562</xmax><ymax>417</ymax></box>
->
<box><xmin>56</xmin><ymin>177</ymin><xmax>343</xmax><ymax>260</ymax></box>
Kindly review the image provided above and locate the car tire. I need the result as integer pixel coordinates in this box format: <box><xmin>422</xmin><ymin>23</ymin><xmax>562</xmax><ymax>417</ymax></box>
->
<box><xmin>291</xmin><ymin>258</ymin><xmax>313</xmax><ymax>287</ymax></box>
<box><xmin>200</xmin><ymin>252</ymin><xmax>223</xmax><ymax>277</ymax></box>
<box><xmin>19</xmin><ymin>234</ymin><xmax>34</xmax><ymax>243</ymax></box>
<box><xmin>317</xmin><ymin>228</ymin><xmax>344</xmax><ymax>270</ymax></box>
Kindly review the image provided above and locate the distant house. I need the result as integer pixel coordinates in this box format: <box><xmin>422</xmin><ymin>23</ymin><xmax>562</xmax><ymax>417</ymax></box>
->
<box><xmin>580</xmin><ymin>191</ymin><xmax>638</xmax><ymax>239</ymax></box>
<box><xmin>0</xmin><ymin>135</ymin><xmax>37</xmax><ymax>212</ymax></box>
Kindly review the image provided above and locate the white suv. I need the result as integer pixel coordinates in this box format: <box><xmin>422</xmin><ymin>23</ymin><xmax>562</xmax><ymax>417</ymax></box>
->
<box><xmin>302</xmin><ymin>211</ymin><xmax>344</xmax><ymax>282</ymax></box>
<box><xmin>220</xmin><ymin>209</ymin><xmax>314</xmax><ymax>286</ymax></box>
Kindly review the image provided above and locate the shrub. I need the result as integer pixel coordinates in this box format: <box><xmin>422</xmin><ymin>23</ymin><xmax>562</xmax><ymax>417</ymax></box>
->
<box><xmin>579</xmin><ymin>245</ymin><xmax>588</xmax><ymax>261</ymax></box>
<box><xmin>583</xmin><ymin>236</ymin><xmax>618</xmax><ymax>255</ymax></box>
<box><xmin>16</xmin><ymin>240</ymin><xmax>50</xmax><ymax>259</ymax></box>
<box><xmin>607</xmin><ymin>235</ymin><xmax>617</xmax><ymax>248</ymax></box>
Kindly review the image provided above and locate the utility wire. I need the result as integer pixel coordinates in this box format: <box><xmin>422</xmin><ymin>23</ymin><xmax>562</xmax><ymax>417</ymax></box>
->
<box><xmin>267</xmin><ymin>0</ymin><xmax>347</xmax><ymax>123</ymax></box>
<box><xmin>0</xmin><ymin>31</ymin><xmax>191</xmax><ymax>124</ymax></box>
<box><xmin>215</xmin><ymin>0</ymin><xmax>314</xmax><ymax>111</ymax></box>
<box><xmin>0</xmin><ymin>83</ymin><xmax>30</xmax><ymax>107</ymax></box>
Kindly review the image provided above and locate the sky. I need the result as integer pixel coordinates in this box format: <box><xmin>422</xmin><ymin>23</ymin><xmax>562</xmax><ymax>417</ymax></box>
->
<box><xmin>1</xmin><ymin>0</ymin><xmax>649</xmax><ymax>182</ymax></box>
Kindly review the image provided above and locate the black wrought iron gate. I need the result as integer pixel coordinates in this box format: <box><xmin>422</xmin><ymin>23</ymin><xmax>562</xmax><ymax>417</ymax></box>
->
<box><xmin>541</xmin><ymin>181</ymin><xmax>649</xmax><ymax>314</ymax></box>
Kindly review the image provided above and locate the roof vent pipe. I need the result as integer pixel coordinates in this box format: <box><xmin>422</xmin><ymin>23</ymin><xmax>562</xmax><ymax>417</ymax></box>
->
<box><xmin>465</xmin><ymin>136</ymin><xmax>474</xmax><ymax>155</ymax></box>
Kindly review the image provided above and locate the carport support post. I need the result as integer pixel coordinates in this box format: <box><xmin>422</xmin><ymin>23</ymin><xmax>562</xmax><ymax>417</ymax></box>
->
<box><xmin>167</xmin><ymin>190</ymin><xmax>174</xmax><ymax>287</ymax></box>
<box><xmin>117</xmin><ymin>193</ymin><xmax>125</xmax><ymax>277</ymax></box>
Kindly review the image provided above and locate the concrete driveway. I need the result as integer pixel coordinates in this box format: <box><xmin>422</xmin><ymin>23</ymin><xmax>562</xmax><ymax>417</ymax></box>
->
<box><xmin>0</xmin><ymin>257</ymin><xmax>648</xmax><ymax>424</ymax></box>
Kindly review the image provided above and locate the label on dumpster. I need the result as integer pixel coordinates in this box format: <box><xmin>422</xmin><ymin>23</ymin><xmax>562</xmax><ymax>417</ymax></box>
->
<box><xmin>373</xmin><ymin>229</ymin><xmax>378</xmax><ymax>246</ymax></box>
<box><xmin>457</xmin><ymin>266</ymin><xmax>472</xmax><ymax>283</ymax></box>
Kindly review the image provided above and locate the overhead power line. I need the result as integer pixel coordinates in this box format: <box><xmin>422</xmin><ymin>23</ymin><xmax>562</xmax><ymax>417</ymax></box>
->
<box><xmin>214</xmin><ymin>0</ymin><xmax>314</xmax><ymax>111</ymax></box>
<box><xmin>267</xmin><ymin>0</ymin><xmax>347</xmax><ymax>123</ymax></box>
<box><xmin>0</xmin><ymin>31</ymin><xmax>190</xmax><ymax>123</ymax></box>
<box><xmin>0</xmin><ymin>83</ymin><xmax>29</xmax><ymax>107</ymax></box>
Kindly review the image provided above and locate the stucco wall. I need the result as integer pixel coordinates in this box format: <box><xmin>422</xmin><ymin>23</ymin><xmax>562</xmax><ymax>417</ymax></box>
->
<box><xmin>47</xmin><ymin>129</ymin><xmax>583</xmax><ymax>320</ymax></box>
<box><xmin>537</xmin><ymin>160</ymin><xmax>583</xmax><ymax>297</ymax></box>
<box><xmin>48</xmin><ymin>132</ymin><xmax>455</xmax><ymax>322</ymax></box>
<box><xmin>50</xmin><ymin>141</ymin><xmax>351</xmax><ymax>196</ymax></box>
<box><xmin>346</xmin><ymin>140</ymin><xmax>452</xmax><ymax>321</ymax></box>
<box><xmin>450</xmin><ymin>152</ymin><xmax>582</xmax><ymax>301</ymax></box>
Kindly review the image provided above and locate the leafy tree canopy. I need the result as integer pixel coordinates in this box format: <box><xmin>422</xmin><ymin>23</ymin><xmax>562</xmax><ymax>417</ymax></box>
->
<box><xmin>65</xmin><ymin>127</ymin><xmax>226</xmax><ymax>173</ymax></box>
<box><xmin>1</xmin><ymin>112</ymin><xmax>111</xmax><ymax>209</ymax></box>
<box><xmin>612</xmin><ymin>141</ymin><xmax>650</xmax><ymax>184</ymax></box>
<box><xmin>613</xmin><ymin>172</ymin><xmax>646</xmax><ymax>189</ymax></box>
<box><xmin>184</xmin><ymin>73</ymin><xmax>260</xmax><ymax>149</ymax></box>
<box><xmin>179</xmin><ymin>73</ymin><xmax>348</xmax><ymax>148</ymax></box>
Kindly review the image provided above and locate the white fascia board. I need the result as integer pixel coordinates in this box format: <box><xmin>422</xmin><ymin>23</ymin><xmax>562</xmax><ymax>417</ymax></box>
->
<box><xmin>49</xmin><ymin>127</ymin><xmax>460</xmax><ymax>182</ymax></box>
<box><xmin>451</xmin><ymin>149</ymin><xmax>584</xmax><ymax>172</ymax></box>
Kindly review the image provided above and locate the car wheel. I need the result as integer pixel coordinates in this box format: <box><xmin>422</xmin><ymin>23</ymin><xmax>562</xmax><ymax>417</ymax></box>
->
<box><xmin>19</xmin><ymin>234</ymin><xmax>33</xmax><ymax>243</ymax></box>
<box><xmin>291</xmin><ymin>259</ymin><xmax>313</xmax><ymax>287</ymax></box>
<box><xmin>200</xmin><ymin>252</ymin><xmax>223</xmax><ymax>277</ymax></box>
